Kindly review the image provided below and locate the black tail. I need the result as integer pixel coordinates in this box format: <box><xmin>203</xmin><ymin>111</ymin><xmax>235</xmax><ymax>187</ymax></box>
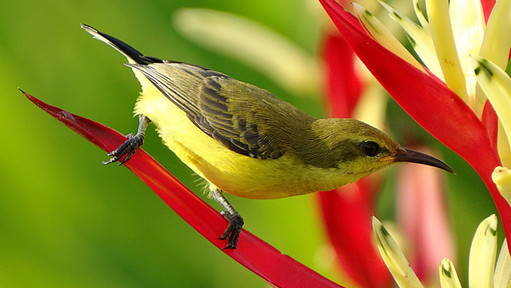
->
<box><xmin>81</xmin><ymin>24</ymin><xmax>162</xmax><ymax>65</ymax></box>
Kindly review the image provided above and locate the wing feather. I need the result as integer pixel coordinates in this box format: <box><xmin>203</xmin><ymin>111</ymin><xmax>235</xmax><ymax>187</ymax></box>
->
<box><xmin>129</xmin><ymin>63</ymin><xmax>287</xmax><ymax>159</ymax></box>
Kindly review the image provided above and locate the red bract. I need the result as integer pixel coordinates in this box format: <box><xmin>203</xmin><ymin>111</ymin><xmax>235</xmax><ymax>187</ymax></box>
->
<box><xmin>319</xmin><ymin>0</ymin><xmax>511</xmax><ymax>249</ymax></box>
<box><xmin>323</xmin><ymin>33</ymin><xmax>362</xmax><ymax>119</ymax></box>
<box><xmin>317</xmin><ymin>183</ymin><xmax>392</xmax><ymax>288</ymax></box>
<box><xmin>481</xmin><ymin>0</ymin><xmax>496</xmax><ymax>21</ymax></box>
<box><xmin>319</xmin><ymin>32</ymin><xmax>393</xmax><ymax>288</ymax></box>
<box><xmin>23</xmin><ymin>91</ymin><xmax>343</xmax><ymax>288</ymax></box>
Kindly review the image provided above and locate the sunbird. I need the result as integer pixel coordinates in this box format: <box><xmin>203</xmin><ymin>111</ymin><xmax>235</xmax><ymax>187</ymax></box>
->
<box><xmin>81</xmin><ymin>24</ymin><xmax>454</xmax><ymax>249</ymax></box>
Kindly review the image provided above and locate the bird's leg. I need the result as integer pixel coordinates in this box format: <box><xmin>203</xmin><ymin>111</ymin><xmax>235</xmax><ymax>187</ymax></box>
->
<box><xmin>103</xmin><ymin>114</ymin><xmax>151</xmax><ymax>165</ymax></box>
<box><xmin>211</xmin><ymin>189</ymin><xmax>244</xmax><ymax>249</ymax></box>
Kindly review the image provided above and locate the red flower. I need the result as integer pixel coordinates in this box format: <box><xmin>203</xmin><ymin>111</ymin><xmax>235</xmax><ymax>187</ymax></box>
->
<box><xmin>319</xmin><ymin>0</ymin><xmax>511</xmax><ymax>252</ymax></box>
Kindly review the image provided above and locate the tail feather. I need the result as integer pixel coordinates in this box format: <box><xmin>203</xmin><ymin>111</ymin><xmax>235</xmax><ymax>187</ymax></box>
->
<box><xmin>80</xmin><ymin>24</ymin><xmax>162</xmax><ymax>65</ymax></box>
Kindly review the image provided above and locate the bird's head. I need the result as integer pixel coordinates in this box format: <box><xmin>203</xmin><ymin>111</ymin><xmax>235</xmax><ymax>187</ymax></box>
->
<box><xmin>306</xmin><ymin>119</ymin><xmax>454</xmax><ymax>182</ymax></box>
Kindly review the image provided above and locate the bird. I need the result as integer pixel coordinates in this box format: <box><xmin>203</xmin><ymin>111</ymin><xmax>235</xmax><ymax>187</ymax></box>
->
<box><xmin>81</xmin><ymin>24</ymin><xmax>454</xmax><ymax>249</ymax></box>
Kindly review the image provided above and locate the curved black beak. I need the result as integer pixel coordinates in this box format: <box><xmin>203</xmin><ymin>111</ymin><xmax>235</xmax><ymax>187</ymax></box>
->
<box><xmin>390</xmin><ymin>147</ymin><xmax>455</xmax><ymax>174</ymax></box>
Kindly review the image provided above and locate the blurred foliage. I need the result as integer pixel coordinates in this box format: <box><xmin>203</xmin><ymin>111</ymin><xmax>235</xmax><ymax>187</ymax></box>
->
<box><xmin>0</xmin><ymin>0</ymin><xmax>500</xmax><ymax>287</ymax></box>
<box><xmin>1</xmin><ymin>0</ymin><xmax>325</xmax><ymax>287</ymax></box>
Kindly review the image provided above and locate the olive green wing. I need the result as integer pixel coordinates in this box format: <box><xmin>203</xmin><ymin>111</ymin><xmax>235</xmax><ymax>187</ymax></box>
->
<box><xmin>127</xmin><ymin>63</ymin><xmax>286</xmax><ymax>159</ymax></box>
<box><xmin>195</xmin><ymin>76</ymin><xmax>287</xmax><ymax>159</ymax></box>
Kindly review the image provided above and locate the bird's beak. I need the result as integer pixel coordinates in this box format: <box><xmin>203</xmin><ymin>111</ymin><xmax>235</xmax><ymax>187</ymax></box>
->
<box><xmin>383</xmin><ymin>147</ymin><xmax>455</xmax><ymax>174</ymax></box>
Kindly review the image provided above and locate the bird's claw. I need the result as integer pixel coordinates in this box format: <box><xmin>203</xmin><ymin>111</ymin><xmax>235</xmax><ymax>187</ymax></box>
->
<box><xmin>103</xmin><ymin>133</ymin><xmax>144</xmax><ymax>165</ymax></box>
<box><xmin>218</xmin><ymin>211</ymin><xmax>244</xmax><ymax>249</ymax></box>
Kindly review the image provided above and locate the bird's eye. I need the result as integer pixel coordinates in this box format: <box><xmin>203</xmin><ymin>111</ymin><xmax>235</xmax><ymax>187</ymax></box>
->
<box><xmin>361</xmin><ymin>141</ymin><xmax>381</xmax><ymax>157</ymax></box>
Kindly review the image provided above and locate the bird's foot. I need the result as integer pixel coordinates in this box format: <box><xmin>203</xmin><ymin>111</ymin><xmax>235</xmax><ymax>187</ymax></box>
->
<box><xmin>103</xmin><ymin>133</ymin><xmax>144</xmax><ymax>165</ymax></box>
<box><xmin>219</xmin><ymin>211</ymin><xmax>244</xmax><ymax>249</ymax></box>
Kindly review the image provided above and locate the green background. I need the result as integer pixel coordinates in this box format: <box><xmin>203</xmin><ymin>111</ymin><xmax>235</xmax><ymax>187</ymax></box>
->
<box><xmin>0</xmin><ymin>0</ymin><xmax>499</xmax><ymax>287</ymax></box>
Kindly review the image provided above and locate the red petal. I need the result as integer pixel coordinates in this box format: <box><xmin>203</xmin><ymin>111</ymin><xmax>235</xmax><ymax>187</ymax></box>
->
<box><xmin>317</xmin><ymin>181</ymin><xmax>393</xmax><ymax>288</ymax></box>
<box><xmin>481</xmin><ymin>0</ymin><xmax>496</xmax><ymax>21</ymax></box>
<box><xmin>482</xmin><ymin>101</ymin><xmax>499</xmax><ymax>152</ymax></box>
<box><xmin>322</xmin><ymin>32</ymin><xmax>363</xmax><ymax>118</ymax></box>
<box><xmin>320</xmin><ymin>0</ymin><xmax>511</xmax><ymax>250</ymax></box>
<box><xmin>23</xmin><ymin>92</ymin><xmax>344</xmax><ymax>288</ymax></box>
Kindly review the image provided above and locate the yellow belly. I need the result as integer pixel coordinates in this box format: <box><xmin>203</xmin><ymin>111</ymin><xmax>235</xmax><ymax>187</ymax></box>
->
<box><xmin>134</xmin><ymin>90</ymin><xmax>350</xmax><ymax>199</ymax></box>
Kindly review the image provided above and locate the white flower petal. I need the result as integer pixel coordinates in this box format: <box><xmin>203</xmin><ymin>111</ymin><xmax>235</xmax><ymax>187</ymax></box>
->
<box><xmin>379</xmin><ymin>1</ymin><xmax>444</xmax><ymax>80</ymax></box>
<box><xmin>493</xmin><ymin>167</ymin><xmax>511</xmax><ymax>207</ymax></box>
<box><xmin>497</xmin><ymin>124</ymin><xmax>511</xmax><ymax>169</ymax></box>
<box><xmin>352</xmin><ymin>59</ymin><xmax>388</xmax><ymax>130</ymax></box>
<box><xmin>449</xmin><ymin>0</ymin><xmax>485</xmax><ymax>58</ymax></box>
<box><xmin>471</xmin><ymin>56</ymin><xmax>511</xmax><ymax>151</ymax></box>
<box><xmin>425</xmin><ymin>0</ymin><xmax>467</xmax><ymax>100</ymax></box>
<box><xmin>480</xmin><ymin>0</ymin><xmax>511</xmax><ymax>70</ymax></box>
<box><xmin>352</xmin><ymin>83</ymin><xmax>388</xmax><ymax>130</ymax></box>
<box><xmin>494</xmin><ymin>239</ymin><xmax>511</xmax><ymax>288</ymax></box>
<box><xmin>477</xmin><ymin>0</ymin><xmax>511</xmax><ymax>119</ymax></box>
<box><xmin>173</xmin><ymin>8</ymin><xmax>321</xmax><ymax>95</ymax></box>
<box><xmin>439</xmin><ymin>258</ymin><xmax>463</xmax><ymax>288</ymax></box>
<box><xmin>449</xmin><ymin>0</ymin><xmax>485</xmax><ymax>109</ymax></box>
<box><xmin>412</xmin><ymin>0</ymin><xmax>430</xmax><ymax>32</ymax></box>
<box><xmin>352</xmin><ymin>3</ymin><xmax>426</xmax><ymax>73</ymax></box>
<box><xmin>372</xmin><ymin>217</ymin><xmax>424</xmax><ymax>288</ymax></box>
<box><xmin>468</xmin><ymin>214</ymin><xmax>498</xmax><ymax>288</ymax></box>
